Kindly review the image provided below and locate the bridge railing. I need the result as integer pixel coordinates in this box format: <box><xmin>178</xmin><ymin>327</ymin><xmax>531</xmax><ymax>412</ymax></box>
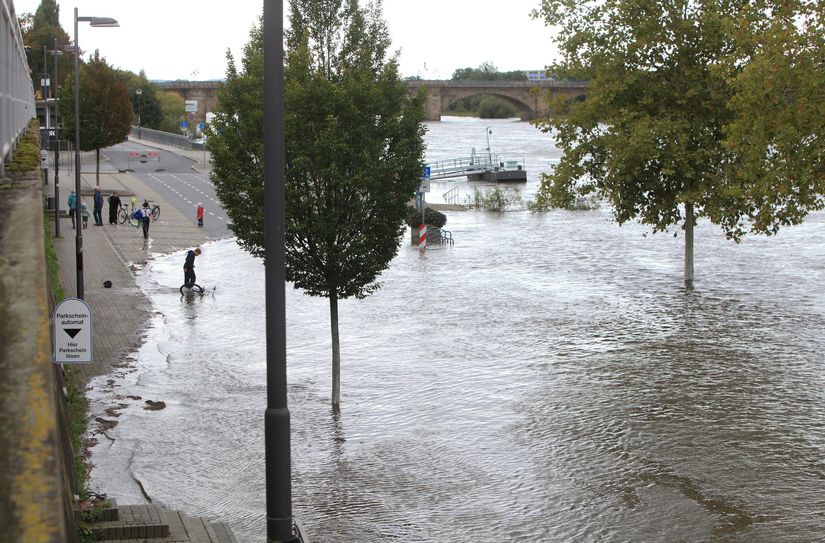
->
<box><xmin>1</xmin><ymin>0</ymin><xmax>36</xmax><ymax>177</ymax></box>
<box><xmin>131</xmin><ymin>126</ymin><xmax>196</xmax><ymax>150</ymax></box>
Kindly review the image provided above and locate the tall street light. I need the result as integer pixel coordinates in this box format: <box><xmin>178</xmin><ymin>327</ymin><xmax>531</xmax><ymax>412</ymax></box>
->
<box><xmin>136</xmin><ymin>88</ymin><xmax>143</xmax><ymax>139</ymax></box>
<box><xmin>73</xmin><ymin>8</ymin><xmax>119</xmax><ymax>300</ymax></box>
<box><xmin>263</xmin><ymin>1</ymin><xmax>300</xmax><ymax>541</ymax></box>
<box><xmin>47</xmin><ymin>42</ymin><xmax>63</xmax><ymax>238</ymax></box>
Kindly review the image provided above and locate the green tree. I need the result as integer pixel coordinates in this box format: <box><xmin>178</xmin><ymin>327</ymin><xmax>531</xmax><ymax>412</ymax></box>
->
<box><xmin>209</xmin><ymin>0</ymin><xmax>426</xmax><ymax>408</ymax></box>
<box><xmin>60</xmin><ymin>51</ymin><xmax>132</xmax><ymax>184</ymax></box>
<box><xmin>21</xmin><ymin>0</ymin><xmax>74</xmax><ymax>95</ymax></box>
<box><xmin>532</xmin><ymin>0</ymin><xmax>824</xmax><ymax>286</ymax></box>
<box><xmin>118</xmin><ymin>69</ymin><xmax>163</xmax><ymax>130</ymax></box>
<box><xmin>157</xmin><ymin>90</ymin><xmax>185</xmax><ymax>133</ymax></box>
<box><xmin>451</xmin><ymin>62</ymin><xmax>527</xmax><ymax>81</ymax></box>
<box><xmin>719</xmin><ymin>3</ymin><xmax>825</xmax><ymax>238</ymax></box>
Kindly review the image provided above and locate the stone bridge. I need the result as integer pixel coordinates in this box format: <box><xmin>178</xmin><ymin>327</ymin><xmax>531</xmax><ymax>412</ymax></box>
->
<box><xmin>408</xmin><ymin>80</ymin><xmax>588</xmax><ymax>121</ymax></box>
<box><xmin>156</xmin><ymin>79</ymin><xmax>589</xmax><ymax>123</ymax></box>
<box><xmin>156</xmin><ymin>80</ymin><xmax>221</xmax><ymax>122</ymax></box>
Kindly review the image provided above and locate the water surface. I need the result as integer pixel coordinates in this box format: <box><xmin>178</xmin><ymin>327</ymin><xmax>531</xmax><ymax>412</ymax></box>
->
<box><xmin>89</xmin><ymin>117</ymin><xmax>825</xmax><ymax>542</ymax></box>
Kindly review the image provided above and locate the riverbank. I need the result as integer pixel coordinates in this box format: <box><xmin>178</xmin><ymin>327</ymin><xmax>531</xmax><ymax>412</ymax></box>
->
<box><xmin>50</xmin><ymin>166</ymin><xmax>215</xmax><ymax>385</ymax></box>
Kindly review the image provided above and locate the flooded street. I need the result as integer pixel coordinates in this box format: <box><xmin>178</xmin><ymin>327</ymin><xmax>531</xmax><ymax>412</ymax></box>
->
<box><xmin>89</xmin><ymin>117</ymin><xmax>825</xmax><ymax>542</ymax></box>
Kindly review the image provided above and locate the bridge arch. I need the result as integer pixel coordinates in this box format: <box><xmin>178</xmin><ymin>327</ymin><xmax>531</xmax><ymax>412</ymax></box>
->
<box><xmin>441</xmin><ymin>90</ymin><xmax>534</xmax><ymax>119</ymax></box>
<box><xmin>407</xmin><ymin>80</ymin><xmax>589</xmax><ymax>122</ymax></box>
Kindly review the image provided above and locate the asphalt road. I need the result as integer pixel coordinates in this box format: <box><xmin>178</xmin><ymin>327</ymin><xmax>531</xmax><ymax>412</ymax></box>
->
<box><xmin>104</xmin><ymin>142</ymin><xmax>230</xmax><ymax>240</ymax></box>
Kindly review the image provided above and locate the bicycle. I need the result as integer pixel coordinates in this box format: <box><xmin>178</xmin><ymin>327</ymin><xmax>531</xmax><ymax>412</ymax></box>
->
<box><xmin>180</xmin><ymin>283</ymin><xmax>205</xmax><ymax>295</ymax></box>
<box><xmin>147</xmin><ymin>201</ymin><xmax>161</xmax><ymax>221</ymax></box>
<box><xmin>117</xmin><ymin>203</ymin><xmax>136</xmax><ymax>225</ymax></box>
<box><xmin>122</xmin><ymin>201</ymin><xmax>161</xmax><ymax>226</ymax></box>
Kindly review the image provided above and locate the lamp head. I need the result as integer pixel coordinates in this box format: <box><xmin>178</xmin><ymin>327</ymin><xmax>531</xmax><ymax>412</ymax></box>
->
<box><xmin>89</xmin><ymin>17</ymin><xmax>119</xmax><ymax>27</ymax></box>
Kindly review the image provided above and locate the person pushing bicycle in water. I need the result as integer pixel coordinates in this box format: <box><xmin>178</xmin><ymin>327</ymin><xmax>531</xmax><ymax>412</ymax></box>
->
<box><xmin>183</xmin><ymin>248</ymin><xmax>202</xmax><ymax>288</ymax></box>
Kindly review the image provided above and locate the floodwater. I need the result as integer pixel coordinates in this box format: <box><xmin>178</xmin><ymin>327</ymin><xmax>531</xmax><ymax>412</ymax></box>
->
<box><xmin>88</xmin><ymin>117</ymin><xmax>825</xmax><ymax>542</ymax></box>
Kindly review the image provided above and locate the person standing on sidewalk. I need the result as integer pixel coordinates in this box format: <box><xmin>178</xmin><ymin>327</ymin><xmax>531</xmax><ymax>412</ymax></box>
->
<box><xmin>93</xmin><ymin>187</ymin><xmax>104</xmax><ymax>226</ymax></box>
<box><xmin>67</xmin><ymin>190</ymin><xmax>77</xmax><ymax>229</ymax></box>
<box><xmin>80</xmin><ymin>201</ymin><xmax>90</xmax><ymax>229</ymax></box>
<box><xmin>183</xmin><ymin>247</ymin><xmax>201</xmax><ymax>287</ymax></box>
<box><xmin>108</xmin><ymin>191</ymin><xmax>121</xmax><ymax>224</ymax></box>
<box><xmin>137</xmin><ymin>200</ymin><xmax>151</xmax><ymax>240</ymax></box>
<box><xmin>196</xmin><ymin>203</ymin><xmax>204</xmax><ymax>227</ymax></box>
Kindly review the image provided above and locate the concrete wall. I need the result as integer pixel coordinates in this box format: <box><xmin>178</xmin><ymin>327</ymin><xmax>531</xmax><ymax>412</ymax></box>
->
<box><xmin>0</xmin><ymin>171</ymin><xmax>78</xmax><ymax>542</ymax></box>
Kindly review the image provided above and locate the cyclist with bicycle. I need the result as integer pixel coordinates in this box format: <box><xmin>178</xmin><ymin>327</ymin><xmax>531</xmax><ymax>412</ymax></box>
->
<box><xmin>135</xmin><ymin>200</ymin><xmax>151</xmax><ymax>239</ymax></box>
<box><xmin>183</xmin><ymin>248</ymin><xmax>202</xmax><ymax>288</ymax></box>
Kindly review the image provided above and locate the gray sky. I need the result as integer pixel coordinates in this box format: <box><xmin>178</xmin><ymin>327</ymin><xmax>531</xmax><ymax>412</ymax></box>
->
<box><xmin>12</xmin><ymin>0</ymin><xmax>557</xmax><ymax>81</ymax></box>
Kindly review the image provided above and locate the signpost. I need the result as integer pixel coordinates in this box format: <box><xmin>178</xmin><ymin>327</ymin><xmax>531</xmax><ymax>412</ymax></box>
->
<box><xmin>53</xmin><ymin>298</ymin><xmax>92</xmax><ymax>364</ymax></box>
<box><xmin>418</xmin><ymin>166</ymin><xmax>431</xmax><ymax>249</ymax></box>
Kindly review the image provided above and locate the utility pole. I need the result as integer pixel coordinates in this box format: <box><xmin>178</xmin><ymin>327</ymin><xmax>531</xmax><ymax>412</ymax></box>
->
<box><xmin>263</xmin><ymin>1</ymin><xmax>300</xmax><ymax>541</ymax></box>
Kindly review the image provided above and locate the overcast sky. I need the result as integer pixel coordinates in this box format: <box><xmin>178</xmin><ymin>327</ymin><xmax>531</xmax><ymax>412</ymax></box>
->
<box><xmin>12</xmin><ymin>0</ymin><xmax>558</xmax><ymax>81</ymax></box>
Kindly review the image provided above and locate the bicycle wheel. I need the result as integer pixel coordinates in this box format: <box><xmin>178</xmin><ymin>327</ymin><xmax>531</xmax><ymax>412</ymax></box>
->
<box><xmin>151</xmin><ymin>206</ymin><xmax>160</xmax><ymax>221</ymax></box>
<box><xmin>180</xmin><ymin>283</ymin><xmax>204</xmax><ymax>295</ymax></box>
<box><xmin>127</xmin><ymin>211</ymin><xmax>139</xmax><ymax>227</ymax></box>
<box><xmin>117</xmin><ymin>208</ymin><xmax>127</xmax><ymax>224</ymax></box>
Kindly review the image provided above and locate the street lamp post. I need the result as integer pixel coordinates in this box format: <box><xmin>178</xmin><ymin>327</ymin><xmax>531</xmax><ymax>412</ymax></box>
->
<box><xmin>263</xmin><ymin>1</ymin><xmax>300</xmax><ymax>542</ymax></box>
<box><xmin>136</xmin><ymin>88</ymin><xmax>143</xmax><ymax>139</ymax></box>
<box><xmin>48</xmin><ymin>41</ymin><xmax>63</xmax><ymax>237</ymax></box>
<box><xmin>73</xmin><ymin>8</ymin><xmax>119</xmax><ymax>299</ymax></box>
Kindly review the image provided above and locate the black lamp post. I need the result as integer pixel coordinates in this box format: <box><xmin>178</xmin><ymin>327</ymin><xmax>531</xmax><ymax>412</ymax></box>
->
<box><xmin>72</xmin><ymin>8</ymin><xmax>118</xmax><ymax>299</ymax></box>
<box><xmin>263</xmin><ymin>1</ymin><xmax>300</xmax><ymax>541</ymax></box>
<box><xmin>136</xmin><ymin>88</ymin><xmax>142</xmax><ymax>139</ymax></box>
<box><xmin>47</xmin><ymin>41</ymin><xmax>63</xmax><ymax>237</ymax></box>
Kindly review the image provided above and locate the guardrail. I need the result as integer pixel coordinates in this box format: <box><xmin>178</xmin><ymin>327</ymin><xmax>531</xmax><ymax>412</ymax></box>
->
<box><xmin>1</xmin><ymin>0</ymin><xmax>36</xmax><ymax>177</ymax></box>
<box><xmin>130</xmin><ymin>126</ymin><xmax>198</xmax><ymax>150</ymax></box>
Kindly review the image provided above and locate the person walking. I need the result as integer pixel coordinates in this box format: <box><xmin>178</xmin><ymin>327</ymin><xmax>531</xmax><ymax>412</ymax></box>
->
<box><xmin>196</xmin><ymin>203</ymin><xmax>204</xmax><ymax>227</ymax></box>
<box><xmin>108</xmin><ymin>191</ymin><xmax>122</xmax><ymax>224</ymax></box>
<box><xmin>67</xmin><ymin>189</ymin><xmax>77</xmax><ymax>229</ymax></box>
<box><xmin>80</xmin><ymin>201</ymin><xmax>90</xmax><ymax>229</ymax></box>
<box><xmin>183</xmin><ymin>247</ymin><xmax>202</xmax><ymax>288</ymax></box>
<box><xmin>137</xmin><ymin>200</ymin><xmax>151</xmax><ymax>240</ymax></box>
<box><xmin>93</xmin><ymin>186</ymin><xmax>104</xmax><ymax>226</ymax></box>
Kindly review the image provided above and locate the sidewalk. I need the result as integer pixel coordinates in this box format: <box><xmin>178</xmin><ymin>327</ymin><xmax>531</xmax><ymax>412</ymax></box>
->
<box><xmin>47</xmin><ymin>164</ymin><xmax>215</xmax><ymax>384</ymax></box>
<box><xmin>46</xmin><ymin>151</ymin><xmax>239</xmax><ymax>540</ymax></box>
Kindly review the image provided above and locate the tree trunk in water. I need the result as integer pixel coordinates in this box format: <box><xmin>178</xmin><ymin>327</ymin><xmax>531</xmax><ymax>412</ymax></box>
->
<box><xmin>329</xmin><ymin>293</ymin><xmax>341</xmax><ymax>409</ymax></box>
<box><xmin>95</xmin><ymin>148</ymin><xmax>100</xmax><ymax>186</ymax></box>
<box><xmin>684</xmin><ymin>202</ymin><xmax>694</xmax><ymax>288</ymax></box>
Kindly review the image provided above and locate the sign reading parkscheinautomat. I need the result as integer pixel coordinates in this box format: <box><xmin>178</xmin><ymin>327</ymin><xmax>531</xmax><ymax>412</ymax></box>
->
<box><xmin>53</xmin><ymin>298</ymin><xmax>92</xmax><ymax>364</ymax></box>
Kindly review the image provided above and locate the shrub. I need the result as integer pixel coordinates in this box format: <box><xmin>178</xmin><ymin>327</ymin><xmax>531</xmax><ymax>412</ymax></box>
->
<box><xmin>478</xmin><ymin>96</ymin><xmax>518</xmax><ymax>119</ymax></box>
<box><xmin>406</xmin><ymin>206</ymin><xmax>447</xmax><ymax>228</ymax></box>
<box><xmin>5</xmin><ymin>118</ymin><xmax>41</xmax><ymax>174</ymax></box>
<box><xmin>472</xmin><ymin>187</ymin><xmax>522</xmax><ymax>211</ymax></box>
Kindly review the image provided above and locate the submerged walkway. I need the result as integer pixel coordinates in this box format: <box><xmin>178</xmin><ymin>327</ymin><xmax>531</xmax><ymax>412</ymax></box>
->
<box><xmin>47</xmin><ymin>148</ymin><xmax>237</xmax><ymax>540</ymax></box>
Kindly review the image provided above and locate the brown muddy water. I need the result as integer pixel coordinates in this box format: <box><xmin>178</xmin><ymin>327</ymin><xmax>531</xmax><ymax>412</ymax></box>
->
<box><xmin>88</xmin><ymin>117</ymin><xmax>825</xmax><ymax>542</ymax></box>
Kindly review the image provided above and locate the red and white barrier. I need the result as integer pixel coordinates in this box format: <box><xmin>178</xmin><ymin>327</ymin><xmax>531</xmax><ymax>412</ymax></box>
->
<box><xmin>127</xmin><ymin>151</ymin><xmax>158</xmax><ymax>159</ymax></box>
<box><xmin>418</xmin><ymin>224</ymin><xmax>427</xmax><ymax>249</ymax></box>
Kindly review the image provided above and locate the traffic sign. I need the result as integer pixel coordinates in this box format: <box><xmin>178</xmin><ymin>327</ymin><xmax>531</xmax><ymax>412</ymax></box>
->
<box><xmin>185</xmin><ymin>99</ymin><xmax>198</xmax><ymax>113</ymax></box>
<box><xmin>53</xmin><ymin>298</ymin><xmax>93</xmax><ymax>364</ymax></box>
<box><xmin>187</xmin><ymin>112</ymin><xmax>196</xmax><ymax>121</ymax></box>
<box><xmin>418</xmin><ymin>179</ymin><xmax>430</xmax><ymax>193</ymax></box>
<box><xmin>181</xmin><ymin>120</ymin><xmax>187</xmax><ymax>128</ymax></box>
<box><xmin>423</xmin><ymin>166</ymin><xmax>431</xmax><ymax>179</ymax></box>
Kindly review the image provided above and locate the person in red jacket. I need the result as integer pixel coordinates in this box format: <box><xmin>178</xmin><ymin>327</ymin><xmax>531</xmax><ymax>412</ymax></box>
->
<box><xmin>196</xmin><ymin>202</ymin><xmax>204</xmax><ymax>227</ymax></box>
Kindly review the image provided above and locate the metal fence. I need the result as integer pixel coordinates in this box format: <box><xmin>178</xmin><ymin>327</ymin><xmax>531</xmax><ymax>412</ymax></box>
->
<box><xmin>131</xmin><ymin>126</ymin><xmax>203</xmax><ymax>150</ymax></box>
<box><xmin>1</xmin><ymin>0</ymin><xmax>35</xmax><ymax>177</ymax></box>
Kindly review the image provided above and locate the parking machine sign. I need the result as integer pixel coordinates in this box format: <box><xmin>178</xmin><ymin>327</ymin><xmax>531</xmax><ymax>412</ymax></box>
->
<box><xmin>54</xmin><ymin>298</ymin><xmax>92</xmax><ymax>364</ymax></box>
